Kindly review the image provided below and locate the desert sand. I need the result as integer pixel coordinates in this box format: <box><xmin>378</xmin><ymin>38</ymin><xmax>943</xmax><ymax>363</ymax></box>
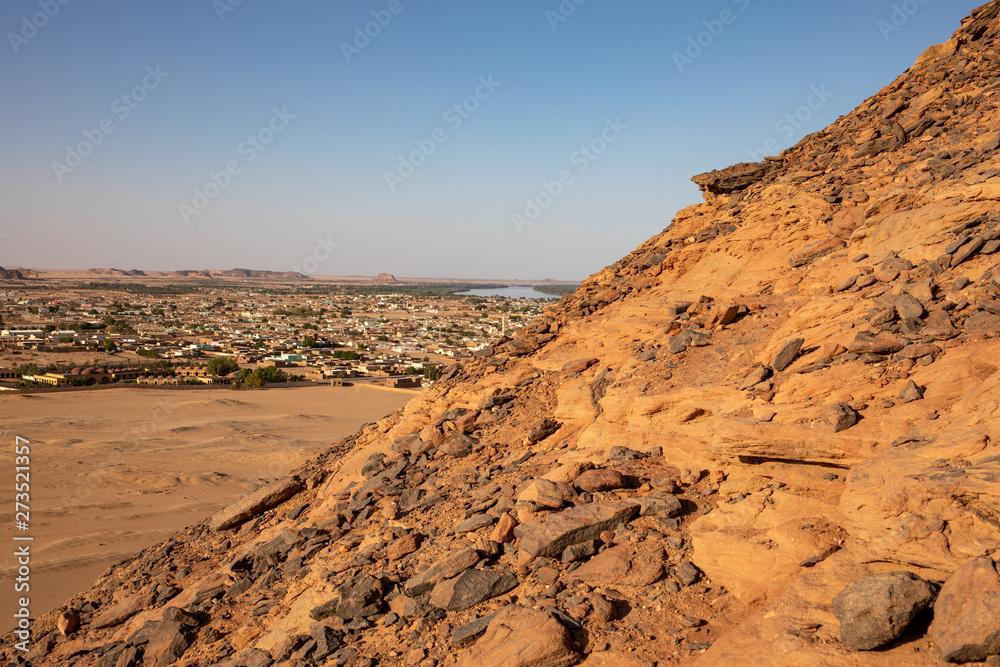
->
<box><xmin>0</xmin><ymin>384</ymin><xmax>414</xmax><ymax>628</ymax></box>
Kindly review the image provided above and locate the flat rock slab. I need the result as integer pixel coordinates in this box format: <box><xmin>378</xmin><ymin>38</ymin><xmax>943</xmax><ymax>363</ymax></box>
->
<box><xmin>91</xmin><ymin>588</ymin><xmax>155</xmax><ymax>629</ymax></box>
<box><xmin>514</xmin><ymin>501</ymin><xmax>640</xmax><ymax>558</ymax></box>
<box><xmin>568</xmin><ymin>544</ymin><xmax>665</xmax><ymax>587</ymax></box>
<box><xmin>406</xmin><ymin>547</ymin><xmax>480</xmax><ymax>595</ymax></box>
<box><xmin>209</xmin><ymin>476</ymin><xmax>302</xmax><ymax>531</ymax></box>
<box><xmin>430</xmin><ymin>569</ymin><xmax>519</xmax><ymax>611</ymax></box>
<box><xmin>832</xmin><ymin>571</ymin><xmax>937</xmax><ymax>651</ymax></box>
<box><xmin>929</xmin><ymin>557</ymin><xmax>1000</xmax><ymax>662</ymax></box>
<box><xmin>455</xmin><ymin>604</ymin><xmax>580</xmax><ymax>667</ymax></box>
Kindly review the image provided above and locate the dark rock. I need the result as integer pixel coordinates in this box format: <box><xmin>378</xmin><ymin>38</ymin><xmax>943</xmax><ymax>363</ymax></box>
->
<box><xmin>692</xmin><ymin>161</ymin><xmax>776</xmax><ymax>197</ymax></box>
<box><xmin>898</xmin><ymin>381</ymin><xmax>926</xmax><ymax>404</ymax></box>
<box><xmin>739</xmin><ymin>364</ymin><xmax>772</xmax><ymax>390</ymax></box>
<box><xmin>821</xmin><ymin>403</ymin><xmax>859</xmax><ymax>433</ymax></box>
<box><xmin>406</xmin><ymin>547</ymin><xmax>481</xmax><ymax>595</ymax></box>
<box><xmin>832</xmin><ymin>571</ymin><xmax>937</xmax><ymax>651</ymax></box>
<box><xmin>773</xmin><ymin>338</ymin><xmax>805</xmax><ymax>372</ymax></box>
<box><xmin>895</xmin><ymin>294</ymin><xmax>926</xmax><ymax>320</ymax></box>
<box><xmin>451</xmin><ymin>611</ymin><xmax>500</xmax><ymax>648</ymax></box>
<box><xmin>514</xmin><ymin>501</ymin><xmax>640</xmax><ymax>558</ymax></box>
<box><xmin>457</xmin><ymin>514</ymin><xmax>495</xmax><ymax>533</ymax></box>
<box><xmin>609</xmin><ymin>446</ymin><xmax>646</xmax><ymax>461</ymax></box>
<box><xmin>676</xmin><ymin>561</ymin><xmax>702</xmax><ymax>587</ymax></box>
<box><xmin>429</xmin><ymin>569</ymin><xmax>519</xmax><ymax>611</ymax></box>
<box><xmin>952</xmin><ymin>236</ymin><xmax>986</xmax><ymax>267</ymax></box>
<box><xmin>335</xmin><ymin>575</ymin><xmax>386</xmax><ymax>619</ymax></box>
<box><xmin>526</xmin><ymin>418</ymin><xmax>561</xmax><ymax>444</ymax></box>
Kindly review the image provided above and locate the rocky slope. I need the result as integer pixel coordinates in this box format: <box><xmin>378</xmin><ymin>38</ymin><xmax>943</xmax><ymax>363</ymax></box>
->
<box><xmin>8</xmin><ymin>3</ymin><xmax>1000</xmax><ymax>665</ymax></box>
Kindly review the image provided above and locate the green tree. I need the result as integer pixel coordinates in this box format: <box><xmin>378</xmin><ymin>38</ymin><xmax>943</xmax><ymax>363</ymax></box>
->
<box><xmin>206</xmin><ymin>356</ymin><xmax>240</xmax><ymax>376</ymax></box>
<box><xmin>103</xmin><ymin>339</ymin><xmax>117</xmax><ymax>352</ymax></box>
<box><xmin>302</xmin><ymin>336</ymin><xmax>316</xmax><ymax>348</ymax></box>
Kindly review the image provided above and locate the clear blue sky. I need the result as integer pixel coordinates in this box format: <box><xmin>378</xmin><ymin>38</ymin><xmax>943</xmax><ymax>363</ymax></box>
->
<box><xmin>0</xmin><ymin>0</ymin><xmax>979</xmax><ymax>280</ymax></box>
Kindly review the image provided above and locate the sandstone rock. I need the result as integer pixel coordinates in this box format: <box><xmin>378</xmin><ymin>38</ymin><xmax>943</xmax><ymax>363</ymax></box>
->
<box><xmin>90</xmin><ymin>589</ymin><xmax>155</xmax><ymax>629</ymax></box>
<box><xmin>930</xmin><ymin>557</ymin><xmax>1000</xmax><ymax>662</ymax></box>
<box><xmin>514</xmin><ymin>501</ymin><xmax>640</xmax><ymax>558</ymax></box>
<box><xmin>57</xmin><ymin>610</ymin><xmax>79</xmax><ymax>636</ymax></box>
<box><xmin>429</xmin><ymin>569</ymin><xmax>518</xmax><ymax>611</ymax></box>
<box><xmin>491</xmin><ymin>512</ymin><xmax>518</xmax><ymax>544</ymax></box>
<box><xmin>848</xmin><ymin>331</ymin><xmax>906</xmax><ymax>355</ymax></box>
<box><xmin>544</xmin><ymin>461</ymin><xmax>595</xmax><ymax>484</ymax></box>
<box><xmin>562</xmin><ymin>358</ymin><xmax>599</xmax><ymax>373</ymax></box>
<box><xmin>574</xmin><ymin>468</ymin><xmax>627</xmax><ymax>493</ymax></box>
<box><xmin>739</xmin><ymin>364</ymin><xmax>773</xmax><ymax>390</ymax></box>
<box><xmin>773</xmin><ymin>338</ymin><xmax>805</xmax><ymax>372</ymax></box>
<box><xmin>517</xmin><ymin>478</ymin><xmax>577</xmax><ymax>509</ymax></box>
<box><xmin>832</xmin><ymin>571</ymin><xmax>937</xmax><ymax>651</ymax></box>
<box><xmin>569</xmin><ymin>544</ymin><xmax>665</xmax><ymax>586</ymax></box>
<box><xmin>388</xmin><ymin>533</ymin><xmax>422</xmax><ymax>561</ymax></box>
<box><xmin>705</xmin><ymin>302</ymin><xmax>740</xmax><ymax>329</ymax></box>
<box><xmin>789</xmin><ymin>237</ymin><xmax>846</xmax><ymax>267</ymax></box>
<box><xmin>406</xmin><ymin>547</ymin><xmax>481</xmax><ymax>595</ymax></box>
<box><xmin>209</xmin><ymin>476</ymin><xmax>302</xmax><ymax>531</ymax></box>
<box><xmin>455</xmin><ymin>604</ymin><xmax>580</xmax><ymax>667</ymax></box>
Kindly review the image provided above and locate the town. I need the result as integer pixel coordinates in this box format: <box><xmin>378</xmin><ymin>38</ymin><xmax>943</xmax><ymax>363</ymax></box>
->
<box><xmin>0</xmin><ymin>279</ymin><xmax>565</xmax><ymax>391</ymax></box>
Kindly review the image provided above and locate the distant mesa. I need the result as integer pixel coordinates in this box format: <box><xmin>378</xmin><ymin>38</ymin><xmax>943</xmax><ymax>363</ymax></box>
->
<box><xmin>0</xmin><ymin>265</ymin><xmax>28</xmax><ymax>280</ymax></box>
<box><xmin>83</xmin><ymin>268</ymin><xmax>306</xmax><ymax>280</ymax></box>
<box><xmin>374</xmin><ymin>273</ymin><xmax>399</xmax><ymax>283</ymax></box>
<box><xmin>85</xmin><ymin>268</ymin><xmax>147</xmax><ymax>277</ymax></box>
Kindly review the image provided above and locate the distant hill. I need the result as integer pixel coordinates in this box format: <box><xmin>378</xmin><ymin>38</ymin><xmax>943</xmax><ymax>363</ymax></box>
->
<box><xmin>374</xmin><ymin>272</ymin><xmax>399</xmax><ymax>283</ymax></box>
<box><xmin>0</xmin><ymin>265</ymin><xmax>28</xmax><ymax>280</ymax></box>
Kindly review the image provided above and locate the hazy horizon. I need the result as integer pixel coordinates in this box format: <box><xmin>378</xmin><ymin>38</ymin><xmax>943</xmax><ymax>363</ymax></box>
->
<box><xmin>1</xmin><ymin>1</ymin><xmax>978</xmax><ymax>281</ymax></box>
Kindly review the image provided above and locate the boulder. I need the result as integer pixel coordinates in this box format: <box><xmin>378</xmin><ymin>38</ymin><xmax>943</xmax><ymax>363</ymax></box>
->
<box><xmin>929</xmin><ymin>557</ymin><xmax>1000</xmax><ymax>662</ymax></box>
<box><xmin>406</xmin><ymin>547</ymin><xmax>481</xmax><ymax>595</ymax></box>
<box><xmin>514</xmin><ymin>502</ymin><xmax>640</xmax><ymax>558</ymax></box>
<box><xmin>209</xmin><ymin>476</ymin><xmax>302</xmax><ymax>531</ymax></box>
<box><xmin>455</xmin><ymin>604</ymin><xmax>580</xmax><ymax>667</ymax></box>
<box><xmin>831</xmin><ymin>571</ymin><xmax>937</xmax><ymax>651</ymax></box>
<box><xmin>429</xmin><ymin>569</ymin><xmax>519</xmax><ymax>611</ymax></box>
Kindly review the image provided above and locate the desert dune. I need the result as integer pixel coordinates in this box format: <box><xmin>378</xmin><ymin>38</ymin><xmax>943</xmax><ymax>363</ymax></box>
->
<box><xmin>0</xmin><ymin>384</ymin><xmax>414</xmax><ymax>628</ymax></box>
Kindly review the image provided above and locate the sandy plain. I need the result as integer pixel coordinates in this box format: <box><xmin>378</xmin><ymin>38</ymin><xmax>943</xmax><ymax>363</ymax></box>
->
<box><xmin>0</xmin><ymin>384</ymin><xmax>415</xmax><ymax>629</ymax></box>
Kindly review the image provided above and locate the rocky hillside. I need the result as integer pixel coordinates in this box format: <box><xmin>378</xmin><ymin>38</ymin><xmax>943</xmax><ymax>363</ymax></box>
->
<box><xmin>8</xmin><ymin>3</ymin><xmax>1000</xmax><ymax>666</ymax></box>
